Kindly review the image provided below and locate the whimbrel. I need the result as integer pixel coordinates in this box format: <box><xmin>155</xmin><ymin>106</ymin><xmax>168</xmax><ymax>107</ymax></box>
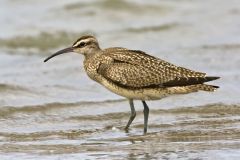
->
<box><xmin>44</xmin><ymin>35</ymin><xmax>219</xmax><ymax>134</ymax></box>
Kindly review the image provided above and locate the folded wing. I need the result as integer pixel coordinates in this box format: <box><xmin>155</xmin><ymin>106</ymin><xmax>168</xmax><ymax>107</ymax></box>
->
<box><xmin>98</xmin><ymin>48</ymin><xmax>218</xmax><ymax>88</ymax></box>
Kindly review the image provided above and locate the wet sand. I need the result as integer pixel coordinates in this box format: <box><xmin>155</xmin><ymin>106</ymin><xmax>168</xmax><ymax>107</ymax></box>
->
<box><xmin>1</xmin><ymin>0</ymin><xmax>240</xmax><ymax>159</ymax></box>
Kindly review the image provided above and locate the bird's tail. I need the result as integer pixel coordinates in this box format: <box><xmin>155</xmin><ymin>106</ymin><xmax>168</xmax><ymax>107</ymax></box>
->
<box><xmin>197</xmin><ymin>84</ymin><xmax>219</xmax><ymax>92</ymax></box>
<box><xmin>167</xmin><ymin>84</ymin><xmax>219</xmax><ymax>95</ymax></box>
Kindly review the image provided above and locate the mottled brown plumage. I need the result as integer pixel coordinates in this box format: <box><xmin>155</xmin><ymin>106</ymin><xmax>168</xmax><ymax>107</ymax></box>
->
<box><xmin>44</xmin><ymin>35</ymin><xmax>220</xmax><ymax>134</ymax></box>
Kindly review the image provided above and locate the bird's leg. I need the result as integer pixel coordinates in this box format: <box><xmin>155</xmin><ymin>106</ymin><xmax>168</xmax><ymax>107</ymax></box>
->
<box><xmin>142</xmin><ymin>101</ymin><xmax>149</xmax><ymax>134</ymax></box>
<box><xmin>125</xmin><ymin>99</ymin><xmax>136</xmax><ymax>130</ymax></box>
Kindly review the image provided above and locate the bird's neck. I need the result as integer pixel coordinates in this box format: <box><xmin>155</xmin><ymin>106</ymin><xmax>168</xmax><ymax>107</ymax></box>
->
<box><xmin>84</xmin><ymin>48</ymin><xmax>102</xmax><ymax>59</ymax></box>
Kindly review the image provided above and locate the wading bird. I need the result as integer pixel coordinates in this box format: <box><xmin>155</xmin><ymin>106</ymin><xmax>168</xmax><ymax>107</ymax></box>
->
<box><xmin>44</xmin><ymin>35</ymin><xmax>219</xmax><ymax>134</ymax></box>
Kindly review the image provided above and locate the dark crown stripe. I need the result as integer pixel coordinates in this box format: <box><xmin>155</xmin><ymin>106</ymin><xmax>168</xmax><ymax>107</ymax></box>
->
<box><xmin>72</xmin><ymin>35</ymin><xmax>95</xmax><ymax>46</ymax></box>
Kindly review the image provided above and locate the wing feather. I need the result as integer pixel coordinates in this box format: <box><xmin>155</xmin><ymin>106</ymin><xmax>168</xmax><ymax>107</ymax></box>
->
<box><xmin>98</xmin><ymin>48</ymin><xmax>208</xmax><ymax>88</ymax></box>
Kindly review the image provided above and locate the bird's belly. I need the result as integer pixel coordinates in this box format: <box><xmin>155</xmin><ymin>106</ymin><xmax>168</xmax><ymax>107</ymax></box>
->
<box><xmin>99</xmin><ymin>78</ymin><xmax>170</xmax><ymax>100</ymax></box>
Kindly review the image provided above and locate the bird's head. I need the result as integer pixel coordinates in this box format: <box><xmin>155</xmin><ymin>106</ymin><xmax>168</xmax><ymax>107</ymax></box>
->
<box><xmin>44</xmin><ymin>35</ymin><xmax>100</xmax><ymax>62</ymax></box>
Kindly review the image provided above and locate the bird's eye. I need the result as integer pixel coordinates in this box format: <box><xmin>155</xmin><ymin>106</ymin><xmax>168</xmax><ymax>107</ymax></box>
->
<box><xmin>79</xmin><ymin>42</ymin><xmax>86</xmax><ymax>47</ymax></box>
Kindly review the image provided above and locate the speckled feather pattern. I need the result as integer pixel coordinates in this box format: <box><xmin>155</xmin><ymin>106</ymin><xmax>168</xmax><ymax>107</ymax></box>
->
<box><xmin>83</xmin><ymin>47</ymin><xmax>218</xmax><ymax>100</ymax></box>
<box><xmin>88</xmin><ymin>47</ymin><xmax>206</xmax><ymax>87</ymax></box>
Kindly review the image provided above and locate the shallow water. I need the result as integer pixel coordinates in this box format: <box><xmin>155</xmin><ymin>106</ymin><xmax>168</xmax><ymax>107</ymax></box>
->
<box><xmin>1</xmin><ymin>0</ymin><xmax>240</xmax><ymax>159</ymax></box>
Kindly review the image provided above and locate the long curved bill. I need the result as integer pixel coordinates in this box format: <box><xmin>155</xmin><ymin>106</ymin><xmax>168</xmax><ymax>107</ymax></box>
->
<box><xmin>44</xmin><ymin>47</ymin><xmax>73</xmax><ymax>62</ymax></box>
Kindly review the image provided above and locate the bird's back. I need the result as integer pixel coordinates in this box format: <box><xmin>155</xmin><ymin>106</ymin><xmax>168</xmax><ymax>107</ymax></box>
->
<box><xmin>95</xmin><ymin>47</ymin><xmax>218</xmax><ymax>89</ymax></box>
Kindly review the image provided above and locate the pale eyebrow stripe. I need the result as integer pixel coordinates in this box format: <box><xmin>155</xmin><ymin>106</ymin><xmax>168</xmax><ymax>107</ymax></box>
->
<box><xmin>72</xmin><ymin>38</ymin><xmax>96</xmax><ymax>47</ymax></box>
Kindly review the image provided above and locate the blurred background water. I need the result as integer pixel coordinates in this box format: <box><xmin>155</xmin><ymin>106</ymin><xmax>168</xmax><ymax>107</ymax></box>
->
<box><xmin>0</xmin><ymin>0</ymin><xmax>240</xmax><ymax>159</ymax></box>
